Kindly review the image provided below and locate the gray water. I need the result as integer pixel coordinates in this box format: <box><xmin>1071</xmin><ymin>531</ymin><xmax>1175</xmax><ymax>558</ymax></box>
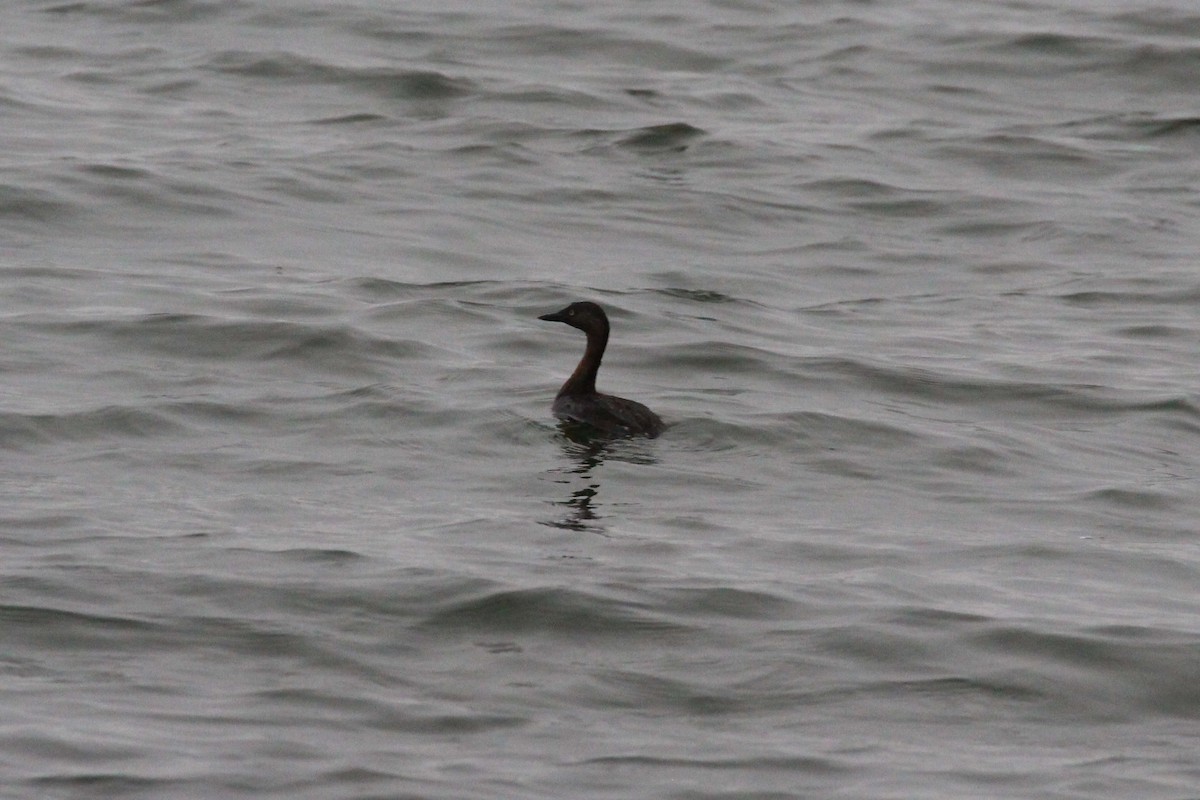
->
<box><xmin>3</xmin><ymin>1</ymin><xmax>1200</xmax><ymax>798</ymax></box>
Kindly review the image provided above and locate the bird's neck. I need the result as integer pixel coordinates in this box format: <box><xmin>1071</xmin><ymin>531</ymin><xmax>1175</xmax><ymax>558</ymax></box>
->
<box><xmin>558</xmin><ymin>328</ymin><xmax>607</xmax><ymax>396</ymax></box>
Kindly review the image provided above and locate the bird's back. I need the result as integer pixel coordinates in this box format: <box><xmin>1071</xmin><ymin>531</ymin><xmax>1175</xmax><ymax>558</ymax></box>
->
<box><xmin>552</xmin><ymin>391</ymin><xmax>664</xmax><ymax>438</ymax></box>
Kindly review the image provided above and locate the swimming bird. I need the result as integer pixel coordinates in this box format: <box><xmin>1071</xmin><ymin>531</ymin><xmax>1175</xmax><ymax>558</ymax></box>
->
<box><xmin>538</xmin><ymin>301</ymin><xmax>664</xmax><ymax>438</ymax></box>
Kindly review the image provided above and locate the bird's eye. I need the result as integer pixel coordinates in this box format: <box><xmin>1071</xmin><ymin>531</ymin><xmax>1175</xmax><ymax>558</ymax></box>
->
<box><xmin>568</xmin><ymin>309</ymin><xmax>575</xmax><ymax>316</ymax></box>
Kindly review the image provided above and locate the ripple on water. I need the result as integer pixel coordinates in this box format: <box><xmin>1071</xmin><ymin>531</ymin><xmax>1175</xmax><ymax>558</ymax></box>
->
<box><xmin>417</xmin><ymin>586</ymin><xmax>694</xmax><ymax>640</ymax></box>
<box><xmin>0</xmin><ymin>406</ymin><xmax>184</xmax><ymax>450</ymax></box>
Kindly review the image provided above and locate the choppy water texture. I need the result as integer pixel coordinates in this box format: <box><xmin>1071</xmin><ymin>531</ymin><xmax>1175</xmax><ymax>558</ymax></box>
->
<box><xmin>4</xmin><ymin>1</ymin><xmax>1200</xmax><ymax>798</ymax></box>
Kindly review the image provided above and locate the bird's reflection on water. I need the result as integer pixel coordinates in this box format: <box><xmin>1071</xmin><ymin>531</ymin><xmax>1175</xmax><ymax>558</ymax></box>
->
<box><xmin>542</xmin><ymin>421</ymin><xmax>657</xmax><ymax>532</ymax></box>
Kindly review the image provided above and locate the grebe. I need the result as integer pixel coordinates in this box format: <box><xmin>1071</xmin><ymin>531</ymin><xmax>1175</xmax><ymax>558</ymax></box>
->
<box><xmin>538</xmin><ymin>301</ymin><xmax>664</xmax><ymax>438</ymax></box>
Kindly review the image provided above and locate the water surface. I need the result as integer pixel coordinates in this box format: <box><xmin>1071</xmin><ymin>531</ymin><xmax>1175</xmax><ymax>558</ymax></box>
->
<box><xmin>3</xmin><ymin>1</ymin><xmax>1200</xmax><ymax>798</ymax></box>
